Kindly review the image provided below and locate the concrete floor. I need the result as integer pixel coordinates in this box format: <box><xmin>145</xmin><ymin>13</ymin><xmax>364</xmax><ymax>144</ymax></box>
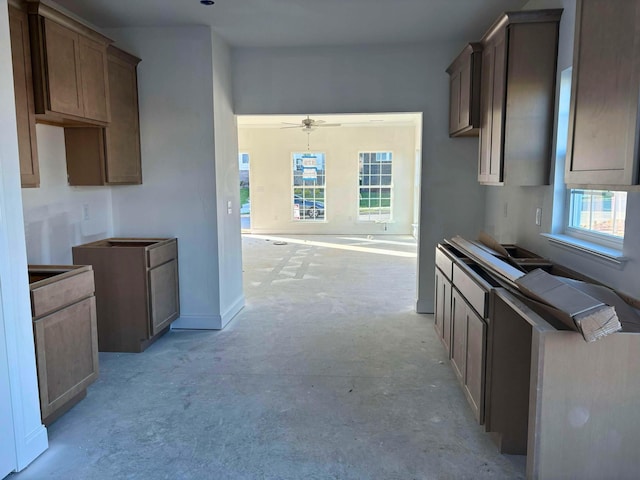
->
<box><xmin>9</xmin><ymin>234</ymin><xmax>525</xmax><ymax>480</ymax></box>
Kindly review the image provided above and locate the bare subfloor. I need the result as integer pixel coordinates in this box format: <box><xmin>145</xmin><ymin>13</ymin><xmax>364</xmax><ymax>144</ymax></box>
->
<box><xmin>10</xmin><ymin>235</ymin><xmax>525</xmax><ymax>479</ymax></box>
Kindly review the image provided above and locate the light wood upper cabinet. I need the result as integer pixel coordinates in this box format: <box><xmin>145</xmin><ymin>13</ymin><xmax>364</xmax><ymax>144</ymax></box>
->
<box><xmin>447</xmin><ymin>43</ymin><xmax>482</xmax><ymax>137</ymax></box>
<box><xmin>8</xmin><ymin>2</ymin><xmax>39</xmax><ymax>188</ymax></box>
<box><xmin>27</xmin><ymin>1</ymin><xmax>111</xmax><ymax>125</ymax></box>
<box><xmin>565</xmin><ymin>0</ymin><xmax>640</xmax><ymax>187</ymax></box>
<box><xmin>104</xmin><ymin>46</ymin><xmax>142</xmax><ymax>184</ymax></box>
<box><xmin>478</xmin><ymin>10</ymin><xmax>561</xmax><ymax>186</ymax></box>
<box><xmin>64</xmin><ymin>46</ymin><xmax>142</xmax><ymax>186</ymax></box>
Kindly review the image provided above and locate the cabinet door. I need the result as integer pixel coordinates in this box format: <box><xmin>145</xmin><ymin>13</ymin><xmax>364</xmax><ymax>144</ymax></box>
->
<box><xmin>9</xmin><ymin>6</ymin><xmax>39</xmax><ymax>188</ymax></box>
<box><xmin>449</xmin><ymin>70</ymin><xmax>461</xmax><ymax>135</ymax></box>
<box><xmin>78</xmin><ymin>36</ymin><xmax>110</xmax><ymax>123</ymax></box>
<box><xmin>479</xmin><ymin>31</ymin><xmax>506</xmax><ymax>184</ymax></box>
<box><xmin>566</xmin><ymin>0</ymin><xmax>640</xmax><ymax>186</ymax></box>
<box><xmin>442</xmin><ymin>279</ymin><xmax>452</xmax><ymax>355</ymax></box>
<box><xmin>464</xmin><ymin>306</ymin><xmax>486</xmax><ymax>424</ymax></box>
<box><xmin>105</xmin><ymin>51</ymin><xmax>142</xmax><ymax>184</ymax></box>
<box><xmin>33</xmin><ymin>297</ymin><xmax>98</xmax><ymax>422</ymax></box>
<box><xmin>450</xmin><ymin>289</ymin><xmax>467</xmax><ymax>382</ymax></box>
<box><xmin>434</xmin><ymin>269</ymin><xmax>445</xmax><ymax>339</ymax></box>
<box><xmin>43</xmin><ymin>18</ymin><xmax>83</xmax><ymax>117</ymax></box>
<box><xmin>148</xmin><ymin>259</ymin><xmax>180</xmax><ymax>336</ymax></box>
<box><xmin>478</xmin><ymin>43</ymin><xmax>495</xmax><ymax>182</ymax></box>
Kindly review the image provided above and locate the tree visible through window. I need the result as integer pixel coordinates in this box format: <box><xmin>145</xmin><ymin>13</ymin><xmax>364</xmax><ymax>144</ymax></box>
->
<box><xmin>359</xmin><ymin>152</ymin><xmax>392</xmax><ymax>222</ymax></box>
<box><xmin>292</xmin><ymin>153</ymin><xmax>325</xmax><ymax>221</ymax></box>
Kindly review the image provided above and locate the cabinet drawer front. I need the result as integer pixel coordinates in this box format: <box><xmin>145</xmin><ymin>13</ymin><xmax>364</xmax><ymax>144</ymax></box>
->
<box><xmin>453</xmin><ymin>263</ymin><xmax>488</xmax><ymax>318</ymax></box>
<box><xmin>436</xmin><ymin>247</ymin><xmax>454</xmax><ymax>280</ymax></box>
<box><xmin>148</xmin><ymin>240</ymin><xmax>177</xmax><ymax>269</ymax></box>
<box><xmin>31</xmin><ymin>270</ymin><xmax>95</xmax><ymax>318</ymax></box>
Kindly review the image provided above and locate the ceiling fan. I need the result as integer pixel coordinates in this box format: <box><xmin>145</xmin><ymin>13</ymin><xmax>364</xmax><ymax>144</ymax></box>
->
<box><xmin>281</xmin><ymin>116</ymin><xmax>341</xmax><ymax>132</ymax></box>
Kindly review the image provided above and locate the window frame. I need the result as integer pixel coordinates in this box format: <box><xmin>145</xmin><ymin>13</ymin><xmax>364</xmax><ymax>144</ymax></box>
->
<box><xmin>357</xmin><ymin>150</ymin><xmax>394</xmax><ymax>223</ymax></box>
<box><xmin>291</xmin><ymin>152</ymin><xmax>327</xmax><ymax>222</ymax></box>
<box><xmin>564</xmin><ymin>188</ymin><xmax>626</xmax><ymax>250</ymax></box>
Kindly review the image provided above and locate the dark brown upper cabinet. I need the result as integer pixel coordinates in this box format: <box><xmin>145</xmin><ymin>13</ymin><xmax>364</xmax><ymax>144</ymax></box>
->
<box><xmin>565</xmin><ymin>0</ymin><xmax>640</xmax><ymax>187</ymax></box>
<box><xmin>27</xmin><ymin>1</ymin><xmax>111</xmax><ymax>126</ymax></box>
<box><xmin>478</xmin><ymin>9</ymin><xmax>561</xmax><ymax>186</ymax></box>
<box><xmin>447</xmin><ymin>43</ymin><xmax>482</xmax><ymax>137</ymax></box>
<box><xmin>64</xmin><ymin>46</ymin><xmax>142</xmax><ymax>186</ymax></box>
<box><xmin>8</xmin><ymin>1</ymin><xmax>39</xmax><ymax>188</ymax></box>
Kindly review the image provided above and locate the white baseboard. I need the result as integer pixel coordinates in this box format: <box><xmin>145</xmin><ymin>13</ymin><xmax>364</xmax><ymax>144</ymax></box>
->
<box><xmin>220</xmin><ymin>295</ymin><xmax>245</xmax><ymax>329</ymax></box>
<box><xmin>171</xmin><ymin>315</ymin><xmax>223</xmax><ymax>330</ymax></box>
<box><xmin>416</xmin><ymin>299</ymin><xmax>433</xmax><ymax>314</ymax></box>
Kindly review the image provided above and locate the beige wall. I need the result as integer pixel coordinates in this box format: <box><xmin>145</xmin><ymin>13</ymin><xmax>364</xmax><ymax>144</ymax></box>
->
<box><xmin>239</xmin><ymin>124</ymin><xmax>417</xmax><ymax>235</ymax></box>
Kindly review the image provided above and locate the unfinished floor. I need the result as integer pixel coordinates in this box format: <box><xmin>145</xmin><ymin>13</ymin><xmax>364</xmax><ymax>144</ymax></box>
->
<box><xmin>9</xmin><ymin>234</ymin><xmax>525</xmax><ymax>479</ymax></box>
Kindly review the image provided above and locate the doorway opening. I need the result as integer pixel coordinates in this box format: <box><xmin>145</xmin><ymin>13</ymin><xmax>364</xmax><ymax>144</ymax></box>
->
<box><xmin>236</xmin><ymin>112</ymin><xmax>423</xmax><ymax>299</ymax></box>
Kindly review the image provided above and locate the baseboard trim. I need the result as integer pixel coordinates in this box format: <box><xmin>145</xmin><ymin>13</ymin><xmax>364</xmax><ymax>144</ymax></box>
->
<box><xmin>171</xmin><ymin>315</ymin><xmax>222</xmax><ymax>330</ymax></box>
<box><xmin>416</xmin><ymin>299</ymin><xmax>433</xmax><ymax>314</ymax></box>
<box><xmin>220</xmin><ymin>295</ymin><xmax>245</xmax><ymax>329</ymax></box>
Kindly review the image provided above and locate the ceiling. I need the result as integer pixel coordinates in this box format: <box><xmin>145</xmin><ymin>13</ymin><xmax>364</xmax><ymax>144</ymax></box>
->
<box><xmin>50</xmin><ymin>0</ymin><xmax>529</xmax><ymax>48</ymax></box>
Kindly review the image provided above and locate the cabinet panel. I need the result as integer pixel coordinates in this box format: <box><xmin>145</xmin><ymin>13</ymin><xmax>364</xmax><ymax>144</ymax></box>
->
<box><xmin>64</xmin><ymin>127</ymin><xmax>106</xmax><ymax>185</ymax></box>
<box><xmin>434</xmin><ymin>269</ymin><xmax>445</xmax><ymax>339</ymax></box>
<box><xmin>8</xmin><ymin>5</ymin><xmax>39</xmax><ymax>188</ymax></box>
<box><xmin>149</xmin><ymin>259</ymin><xmax>180</xmax><ymax>336</ymax></box>
<box><xmin>447</xmin><ymin>43</ymin><xmax>482</xmax><ymax>137</ymax></box>
<box><xmin>566</xmin><ymin>0</ymin><xmax>640</xmax><ymax>186</ymax></box>
<box><xmin>488</xmin><ymin>32</ymin><xmax>506</xmax><ymax>183</ymax></box>
<box><xmin>451</xmin><ymin>289</ymin><xmax>467</xmax><ymax>382</ymax></box>
<box><xmin>105</xmin><ymin>48</ymin><xmax>142</xmax><ymax>184</ymax></box>
<box><xmin>43</xmin><ymin>18</ymin><xmax>83</xmax><ymax>117</ymax></box>
<box><xmin>465</xmin><ymin>307</ymin><xmax>486</xmax><ymax>423</ymax></box>
<box><xmin>78</xmin><ymin>36</ymin><xmax>109</xmax><ymax>123</ymax></box>
<box><xmin>479</xmin><ymin>45</ymin><xmax>494</xmax><ymax>182</ymax></box>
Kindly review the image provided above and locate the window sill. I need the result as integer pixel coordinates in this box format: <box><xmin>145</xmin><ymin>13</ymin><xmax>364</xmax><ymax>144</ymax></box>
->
<box><xmin>541</xmin><ymin>233</ymin><xmax>628</xmax><ymax>267</ymax></box>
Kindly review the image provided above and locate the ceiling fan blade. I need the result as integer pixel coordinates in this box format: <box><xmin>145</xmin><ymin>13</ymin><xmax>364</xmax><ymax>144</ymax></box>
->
<box><xmin>317</xmin><ymin>123</ymin><xmax>342</xmax><ymax>127</ymax></box>
<box><xmin>280</xmin><ymin>125</ymin><xmax>302</xmax><ymax>129</ymax></box>
<box><xmin>281</xmin><ymin>122</ymin><xmax>302</xmax><ymax>126</ymax></box>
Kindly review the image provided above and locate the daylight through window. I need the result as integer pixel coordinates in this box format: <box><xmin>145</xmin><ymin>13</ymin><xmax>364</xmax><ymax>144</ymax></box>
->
<box><xmin>292</xmin><ymin>153</ymin><xmax>326</xmax><ymax>221</ymax></box>
<box><xmin>359</xmin><ymin>152</ymin><xmax>393</xmax><ymax>222</ymax></box>
<box><xmin>568</xmin><ymin>189</ymin><xmax>627</xmax><ymax>239</ymax></box>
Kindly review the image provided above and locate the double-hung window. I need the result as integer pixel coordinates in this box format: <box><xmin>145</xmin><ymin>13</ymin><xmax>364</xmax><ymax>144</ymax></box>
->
<box><xmin>567</xmin><ymin>189</ymin><xmax>627</xmax><ymax>247</ymax></box>
<box><xmin>358</xmin><ymin>151</ymin><xmax>393</xmax><ymax>222</ymax></box>
<box><xmin>292</xmin><ymin>152</ymin><xmax>326</xmax><ymax>221</ymax></box>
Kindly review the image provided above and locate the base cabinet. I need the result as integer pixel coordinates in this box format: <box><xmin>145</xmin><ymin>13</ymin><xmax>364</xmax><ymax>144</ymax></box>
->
<box><xmin>72</xmin><ymin>238</ymin><xmax>180</xmax><ymax>353</ymax></box>
<box><xmin>434</xmin><ymin>267</ymin><xmax>452</xmax><ymax>355</ymax></box>
<box><xmin>451</xmin><ymin>288</ymin><xmax>486</xmax><ymax>424</ymax></box>
<box><xmin>28</xmin><ymin>265</ymin><xmax>99</xmax><ymax>425</ymax></box>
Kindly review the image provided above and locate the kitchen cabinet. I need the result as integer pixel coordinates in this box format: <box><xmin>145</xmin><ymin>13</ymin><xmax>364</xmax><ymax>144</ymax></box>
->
<box><xmin>478</xmin><ymin>9</ymin><xmax>561</xmax><ymax>185</ymax></box>
<box><xmin>8</xmin><ymin>1</ymin><xmax>39</xmax><ymax>188</ymax></box>
<box><xmin>64</xmin><ymin>46</ymin><xmax>142</xmax><ymax>185</ymax></box>
<box><xmin>565</xmin><ymin>0</ymin><xmax>640</xmax><ymax>186</ymax></box>
<box><xmin>446</xmin><ymin>43</ymin><xmax>482</xmax><ymax>137</ymax></box>
<box><xmin>434</xmin><ymin>268</ymin><xmax>452</xmax><ymax>354</ymax></box>
<box><xmin>28</xmin><ymin>265</ymin><xmax>99</xmax><ymax>425</ymax></box>
<box><xmin>72</xmin><ymin>238</ymin><xmax>180</xmax><ymax>353</ymax></box>
<box><xmin>27</xmin><ymin>1</ymin><xmax>111</xmax><ymax>125</ymax></box>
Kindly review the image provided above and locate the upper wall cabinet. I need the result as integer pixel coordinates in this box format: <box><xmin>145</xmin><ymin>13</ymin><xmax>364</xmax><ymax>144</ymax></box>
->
<box><xmin>447</xmin><ymin>43</ymin><xmax>482</xmax><ymax>137</ymax></box>
<box><xmin>478</xmin><ymin>10</ymin><xmax>562</xmax><ymax>186</ymax></box>
<box><xmin>8</xmin><ymin>1</ymin><xmax>39</xmax><ymax>188</ymax></box>
<box><xmin>565</xmin><ymin>0</ymin><xmax>640</xmax><ymax>187</ymax></box>
<box><xmin>27</xmin><ymin>1</ymin><xmax>111</xmax><ymax>126</ymax></box>
<box><xmin>64</xmin><ymin>46</ymin><xmax>142</xmax><ymax>186</ymax></box>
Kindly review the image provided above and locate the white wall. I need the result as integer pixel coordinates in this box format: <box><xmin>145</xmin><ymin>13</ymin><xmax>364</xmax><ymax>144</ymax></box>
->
<box><xmin>212</xmin><ymin>31</ymin><xmax>244</xmax><ymax>327</ymax></box>
<box><xmin>485</xmin><ymin>0</ymin><xmax>640</xmax><ymax>299</ymax></box>
<box><xmin>106</xmin><ymin>26</ymin><xmax>242</xmax><ymax>330</ymax></box>
<box><xmin>22</xmin><ymin>125</ymin><xmax>114</xmax><ymax>264</ymax></box>
<box><xmin>0</xmin><ymin>1</ymin><xmax>48</xmax><ymax>473</ymax></box>
<box><xmin>232</xmin><ymin>43</ymin><xmax>486</xmax><ymax>312</ymax></box>
<box><xmin>238</xmin><ymin>124</ymin><xmax>416</xmax><ymax>235</ymax></box>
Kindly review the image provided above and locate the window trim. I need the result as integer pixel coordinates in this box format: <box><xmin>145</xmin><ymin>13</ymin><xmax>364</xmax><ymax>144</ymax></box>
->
<box><xmin>563</xmin><ymin>188</ymin><xmax>625</xmax><ymax>250</ymax></box>
<box><xmin>291</xmin><ymin>152</ymin><xmax>327</xmax><ymax>222</ymax></box>
<box><xmin>357</xmin><ymin>150</ymin><xmax>394</xmax><ymax>223</ymax></box>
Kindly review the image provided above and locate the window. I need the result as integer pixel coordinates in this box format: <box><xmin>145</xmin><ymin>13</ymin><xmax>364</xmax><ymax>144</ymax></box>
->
<box><xmin>292</xmin><ymin>152</ymin><xmax>325</xmax><ymax>221</ymax></box>
<box><xmin>359</xmin><ymin>152</ymin><xmax>392</xmax><ymax>222</ymax></box>
<box><xmin>567</xmin><ymin>189</ymin><xmax>627</xmax><ymax>241</ymax></box>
